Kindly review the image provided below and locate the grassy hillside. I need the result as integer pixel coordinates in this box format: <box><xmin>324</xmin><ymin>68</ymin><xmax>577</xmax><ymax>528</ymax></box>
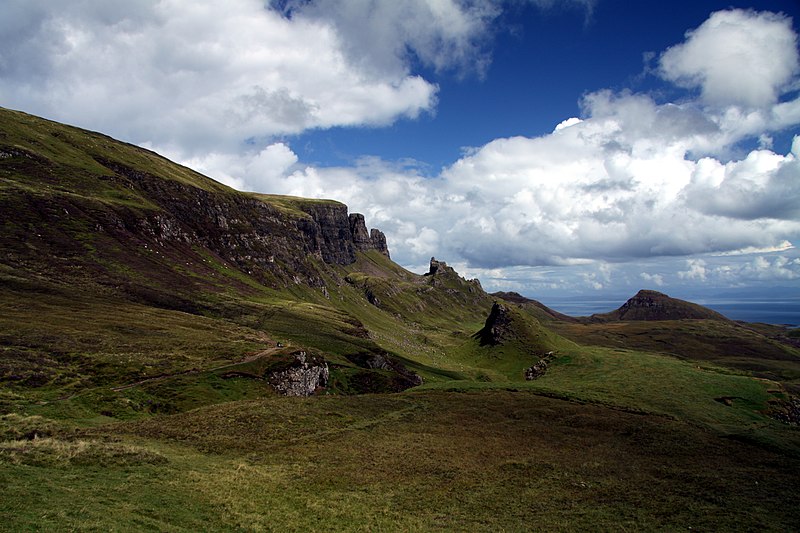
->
<box><xmin>2</xmin><ymin>107</ymin><xmax>800</xmax><ymax>530</ymax></box>
<box><xmin>2</xmin><ymin>391</ymin><xmax>799</xmax><ymax>531</ymax></box>
<box><xmin>551</xmin><ymin>319</ymin><xmax>800</xmax><ymax>394</ymax></box>
<box><xmin>492</xmin><ymin>291</ymin><xmax>578</xmax><ymax>322</ymax></box>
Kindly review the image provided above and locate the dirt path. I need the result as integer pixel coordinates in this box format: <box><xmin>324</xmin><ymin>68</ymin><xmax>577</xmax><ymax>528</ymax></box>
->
<box><xmin>109</xmin><ymin>345</ymin><xmax>287</xmax><ymax>392</ymax></box>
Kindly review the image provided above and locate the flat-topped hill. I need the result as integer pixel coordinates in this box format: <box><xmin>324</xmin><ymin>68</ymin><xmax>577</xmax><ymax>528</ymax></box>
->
<box><xmin>590</xmin><ymin>289</ymin><xmax>730</xmax><ymax>322</ymax></box>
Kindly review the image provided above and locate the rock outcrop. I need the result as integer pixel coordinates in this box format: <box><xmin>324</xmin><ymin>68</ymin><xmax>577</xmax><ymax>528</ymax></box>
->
<box><xmin>268</xmin><ymin>351</ymin><xmax>329</xmax><ymax>397</ymax></box>
<box><xmin>349</xmin><ymin>213</ymin><xmax>372</xmax><ymax>251</ymax></box>
<box><xmin>472</xmin><ymin>300</ymin><xmax>561</xmax><ymax>356</ymax></box>
<box><xmin>370</xmin><ymin>228</ymin><xmax>390</xmax><ymax>258</ymax></box>
<box><xmin>425</xmin><ymin>257</ymin><xmax>453</xmax><ymax>277</ymax></box>
<box><xmin>424</xmin><ymin>257</ymin><xmax>482</xmax><ymax>291</ymax></box>
<box><xmin>349</xmin><ymin>213</ymin><xmax>391</xmax><ymax>258</ymax></box>
<box><xmin>525</xmin><ymin>351</ymin><xmax>555</xmax><ymax>380</ymax></box>
<box><xmin>475</xmin><ymin>302</ymin><xmax>514</xmax><ymax>346</ymax></box>
<box><xmin>346</xmin><ymin>352</ymin><xmax>424</xmax><ymax>390</ymax></box>
<box><xmin>769</xmin><ymin>397</ymin><xmax>800</xmax><ymax>425</ymax></box>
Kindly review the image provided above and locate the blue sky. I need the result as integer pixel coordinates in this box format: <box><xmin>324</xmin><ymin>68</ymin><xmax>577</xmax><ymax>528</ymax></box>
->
<box><xmin>1</xmin><ymin>0</ymin><xmax>799</xmax><ymax>305</ymax></box>
<box><xmin>293</xmin><ymin>0</ymin><xmax>800</xmax><ymax>169</ymax></box>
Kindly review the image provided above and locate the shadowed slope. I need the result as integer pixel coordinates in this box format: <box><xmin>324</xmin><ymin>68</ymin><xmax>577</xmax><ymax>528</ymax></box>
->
<box><xmin>492</xmin><ymin>291</ymin><xmax>578</xmax><ymax>322</ymax></box>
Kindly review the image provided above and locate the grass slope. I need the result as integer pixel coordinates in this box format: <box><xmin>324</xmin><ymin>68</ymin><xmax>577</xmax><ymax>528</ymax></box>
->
<box><xmin>551</xmin><ymin>319</ymin><xmax>800</xmax><ymax>394</ymax></box>
<box><xmin>2</xmin><ymin>391</ymin><xmax>799</xmax><ymax>531</ymax></box>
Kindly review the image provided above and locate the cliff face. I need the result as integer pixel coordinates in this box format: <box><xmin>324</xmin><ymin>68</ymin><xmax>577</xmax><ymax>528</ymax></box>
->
<box><xmin>349</xmin><ymin>213</ymin><xmax>391</xmax><ymax>258</ymax></box>
<box><xmin>296</xmin><ymin>203</ymin><xmax>355</xmax><ymax>265</ymax></box>
<box><xmin>370</xmin><ymin>228</ymin><xmax>390</xmax><ymax>257</ymax></box>
<box><xmin>0</xmin><ymin>109</ymin><xmax>389</xmax><ymax>296</ymax></box>
<box><xmin>78</xmin><ymin>162</ymin><xmax>383</xmax><ymax>283</ymax></box>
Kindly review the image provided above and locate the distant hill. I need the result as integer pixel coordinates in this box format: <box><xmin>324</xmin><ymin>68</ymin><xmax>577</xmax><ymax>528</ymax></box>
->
<box><xmin>588</xmin><ymin>290</ymin><xmax>730</xmax><ymax>322</ymax></box>
<box><xmin>492</xmin><ymin>291</ymin><xmax>578</xmax><ymax>322</ymax></box>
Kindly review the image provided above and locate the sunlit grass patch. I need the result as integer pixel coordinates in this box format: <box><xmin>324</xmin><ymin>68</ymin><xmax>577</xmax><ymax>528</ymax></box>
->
<box><xmin>0</xmin><ymin>437</ymin><xmax>166</xmax><ymax>467</ymax></box>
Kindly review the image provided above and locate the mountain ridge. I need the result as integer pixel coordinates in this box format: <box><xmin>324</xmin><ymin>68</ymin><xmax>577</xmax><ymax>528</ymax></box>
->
<box><xmin>0</xmin><ymin>107</ymin><xmax>391</xmax><ymax>295</ymax></box>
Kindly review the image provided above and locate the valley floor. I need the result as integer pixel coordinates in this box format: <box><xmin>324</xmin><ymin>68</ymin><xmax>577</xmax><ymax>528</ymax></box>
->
<box><xmin>2</xmin><ymin>389</ymin><xmax>800</xmax><ymax>532</ymax></box>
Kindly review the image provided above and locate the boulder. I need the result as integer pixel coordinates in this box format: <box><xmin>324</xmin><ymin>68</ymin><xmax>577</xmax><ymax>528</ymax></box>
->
<box><xmin>269</xmin><ymin>351</ymin><xmax>329</xmax><ymax>397</ymax></box>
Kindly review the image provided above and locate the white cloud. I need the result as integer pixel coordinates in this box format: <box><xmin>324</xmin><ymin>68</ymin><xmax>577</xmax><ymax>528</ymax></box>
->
<box><xmin>659</xmin><ymin>9</ymin><xmax>799</xmax><ymax>108</ymax></box>
<box><xmin>678</xmin><ymin>259</ymin><xmax>708</xmax><ymax>281</ymax></box>
<box><xmin>424</xmin><ymin>90</ymin><xmax>800</xmax><ymax>268</ymax></box>
<box><xmin>742</xmin><ymin>256</ymin><xmax>800</xmax><ymax>280</ymax></box>
<box><xmin>684</xmin><ymin>142</ymin><xmax>800</xmax><ymax>220</ymax></box>
<box><xmin>676</xmin><ymin>254</ymin><xmax>800</xmax><ymax>284</ymax></box>
<box><xmin>0</xmin><ymin>0</ymin><xmax>438</xmax><ymax>156</ymax></box>
<box><xmin>174</xmin><ymin>142</ymin><xmax>301</xmax><ymax>193</ymax></box>
<box><xmin>405</xmin><ymin>227</ymin><xmax>441</xmax><ymax>257</ymax></box>
<box><xmin>640</xmin><ymin>272</ymin><xmax>665</xmax><ymax>287</ymax></box>
<box><xmin>278</xmin><ymin>0</ymin><xmax>501</xmax><ymax>78</ymax></box>
<box><xmin>714</xmin><ymin>240</ymin><xmax>794</xmax><ymax>256</ymax></box>
<box><xmin>554</xmin><ymin>117</ymin><xmax>582</xmax><ymax>131</ymax></box>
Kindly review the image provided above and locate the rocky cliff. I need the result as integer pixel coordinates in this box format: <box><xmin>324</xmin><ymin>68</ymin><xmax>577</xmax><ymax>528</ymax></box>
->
<box><xmin>106</xmin><ymin>164</ymin><xmax>389</xmax><ymax>272</ymax></box>
<box><xmin>349</xmin><ymin>213</ymin><xmax>391</xmax><ymax>258</ymax></box>
<box><xmin>0</xmin><ymin>109</ymin><xmax>389</xmax><ymax>295</ymax></box>
<box><xmin>424</xmin><ymin>257</ymin><xmax>481</xmax><ymax>290</ymax></box>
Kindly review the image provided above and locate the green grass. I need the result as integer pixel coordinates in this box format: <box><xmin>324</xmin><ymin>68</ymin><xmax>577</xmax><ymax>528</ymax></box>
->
<box><xmin>551</xmin><ymin>319</ymin><xmax>800</xmax><ymax>392</ymax></box>
<box><xmin>0</xmin><ymin>106</ymin><xmax>232</xmax><ymax>195</ymax></box>
<box><xmin>418</xmin><ymin>345</ymin><xmax>795</xmax><ymax>443</ymax></box>
<box><xmin>2</xmin><ymin>391</ymin><xmax>798</xmax><ymax>531</ymax></box>
<box><xmin>249</xmin><ymin>192</ymin><xmax>344</xmax><ymax>218</ymax></box>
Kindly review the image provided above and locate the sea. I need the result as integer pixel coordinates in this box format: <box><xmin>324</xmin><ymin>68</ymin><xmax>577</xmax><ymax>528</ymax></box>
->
<box><xmin>538</xmin><ymin>296</ymin><xmax>800</xmax><ymax>327</ymax></box>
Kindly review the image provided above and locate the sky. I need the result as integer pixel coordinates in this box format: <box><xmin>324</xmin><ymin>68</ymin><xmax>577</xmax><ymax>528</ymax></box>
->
<box><xmin>1</xmin><ymin>0</ymin><xmax>800</xmax><ymax>304</ymax></box>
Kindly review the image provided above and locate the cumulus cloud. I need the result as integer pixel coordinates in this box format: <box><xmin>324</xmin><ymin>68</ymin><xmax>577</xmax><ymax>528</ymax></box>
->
<box><xmin>659</xmin><ymin>9</ymin><xmax>799</xmax><ymax>108</ymax></box>
<box><xmin>677</xmin><ymin>255</ymin><xmax>800</xmax><ymax>284</ymax></box>
<box><xmin>176</xmin><ymin>142</ymin><xmax>300</xmax><ymax>193</ymax></box>
<box><xmin>741</xmin><ymin>256</ymin><xmax>800</xmax><ymax>280</ymax></box>
<box><xmin>684</xmin><ymin>140</ymin><xmax>800</xmax><ymax>220</ymax></box>
<box><xmin>424</xmin><ymin>91</ymin><xmax>800</xmax><ymax>268</ymax></box>
<box><xmin>1</xmin><ymin>3</ymin><xmax>798</xmax><ymax>295</ymax></box>
<box><xmin>640</xmin><ymin>272</ymin><xmax>665</xmax><ymax>287</ymax></box>
<box><xmin>274</xmin><ymin>0</ymin><xmax>501</xmax><ymax>77</ymax></box>
<box><xmin>678</xmin><ymin>259</ymin><xmax>708</xmax><ymax>281</ymax></box>
<box><xmin>0</xmin><ymin>0</ymin><xmax>438</xmax><ymax>156</ymax></box>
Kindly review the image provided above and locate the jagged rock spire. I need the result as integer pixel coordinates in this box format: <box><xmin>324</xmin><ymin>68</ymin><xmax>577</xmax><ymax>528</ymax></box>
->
<box><xmin>348</xmin><ymin>213</ymin><xmax>390</xmax><ymax>258</ymax></box>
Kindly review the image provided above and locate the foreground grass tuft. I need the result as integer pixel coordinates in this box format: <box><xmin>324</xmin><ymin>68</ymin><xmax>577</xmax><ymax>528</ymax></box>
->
<box><xmin>0</xmin><ymin>437</ymin><xmax>167</xmax><ymax>468</ymax></box>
